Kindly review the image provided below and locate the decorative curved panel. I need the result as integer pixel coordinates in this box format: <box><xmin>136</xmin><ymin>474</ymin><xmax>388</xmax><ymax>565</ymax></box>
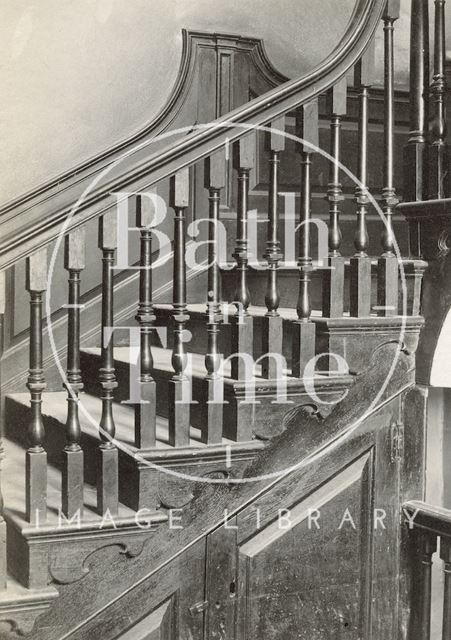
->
<box><xmin>0</xmin><ymin>30</ymin><xmax>288</xmax><ymax>220</ymax></box>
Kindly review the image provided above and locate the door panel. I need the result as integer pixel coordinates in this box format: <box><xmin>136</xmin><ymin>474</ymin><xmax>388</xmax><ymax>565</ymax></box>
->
<box><xmin>204</xmin><ymin>399</ymin><xmax>402</xmax><ymax>640</ymax></box>
<box><xmin>237</xmin><ymin>453</ymin><xmax>372</xmax><ymax>639</ymax></box>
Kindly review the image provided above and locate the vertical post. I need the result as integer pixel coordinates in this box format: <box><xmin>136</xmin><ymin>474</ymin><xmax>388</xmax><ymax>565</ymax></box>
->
<box><xmin>97</xmin><ymin>212</ymin><xmax>118</xmax><ymax>516</ymax></box>
<box><xmin>429</xmin><ymin>0</ymin><xmax>449</xmax><ymax>199</ymax></box>
<box><xmin>262</xmin><ymin>117</ymin><xmax>285</xmax><ymax>378</ymax></box>
<box><xmin>292</xmin><ymin>100</ymin><xmax>318</xmax><ymax>378</ymax></box>
<box><xmin>404</xmin><ymin>0</ymin><xmax>429</xmax><ymax>205</ymax></box>
<box><xmin>25</xmin><ymin>249</ymin><xmax>47</xmax><ymax>525</ymax></box>
<box><xmin>135</xmin><ymin>196</ymin><xmax>157</xmax><ymax>449</ymax></box>
<box><xmin>62</xmin><ymin>228</ymin><xmax>85</xmax><ymax>518</ymax></box>
<box><xmin>377</xmin><ymin>1</ymin><xmax>400</xmax><ymax>317</ymax></box>
<box><xmin>169</xmin><ymin>168</ymin><xmax>191</xmax><ymax>447</ymax></box>
<box><xmin>231</xmin><ymin>134</ymin><xmax>255</xmax><ymax>380</ymax></box>
<box><xmin>350</xmin><ymin>42</ymin><xmax>375</xmax><ymax>317</ymax></box>
<box><xmin>202</xmin><ymin>152</ymin><xmax>226</xmax><ymax>444</ymax></box>
<box><xmin>0</xmin><ymin>271</ymin><xmax>7</xmax><ymax>588</ymax></box>
<box><xmin>410</xmin><ymin>529</ymin><xmax>437</xmax><ymax>640</ymax></box>
<box><xmin>323</xmin><ymin>78</ymin><xmax>347</xmax><ymax>318</ymax></box>
<box><xmin>441</xmin><ymin>537</ymin><xmax>451</xmax><ymax>640</ymax></box>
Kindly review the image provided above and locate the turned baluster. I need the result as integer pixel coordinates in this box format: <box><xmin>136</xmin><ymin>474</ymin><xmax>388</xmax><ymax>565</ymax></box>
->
<box><xmin>262</xmin><ymin>117</ymin><xmax>285</xmax><ymax>379</ymax></box>
<box><xmin>323</xmin><ymin>78</ymin><xmax>347</xmax><ymax>318</ymax></box>
<box><xmin>168</xmin><ymin>169</ymin><xmax>191</xmax><ymax>447</ymax></box>
<box><xmin>0</xmin><ymin>270</ymin><xmax>6</xmax><ymax>588</ymax></box>
<box><xmin>409</xmin><ymin>530</ymin><xmax>437</xmax><ymax>640</ymax></box>
<box><xmin>135</xmin><ymin>196</ymin><xmax>157</xmax><ymax>449</ymax></box>
<box><xmin>25</xmin><ymin>249</ymin><xmax>48</xmax><ymax>524</ymax></box>
<box><xmin>62</xmin><ymin>228</ymin><xmax>85</xmax><ymax>518</ymax></box>
<box><xmin>202</xmin><ymin>152</ymin><xmax>226</xmax><ymax>444</ymax></box>
<box><xmin>429</xmin><ymin>0</ymin><xmax>449</xmax><ymax>199</ymax></box>
<box><xmin>97</xmin><ymin>212</ymin><xmax>119</xmax><ymax>516</ymax></box>
<box><xmin>378</xmin><ymin>1</ymin><xmax>400</xmax><ymax>317</ymax></box>
<box><xmin>292</xmin><ymin>101</ymin><xmax>318</xmax><ymax>378</ymax></box>
<box><xmin>441</xmin><ymin>537</ymin><xmax>451</xmax><ymax>639</ymax></box>
<box><xmin>404</xmin><ymin>0</ymin><xmax>429</xmax><ymax>208</ymax></box>
<box><xmin>231</xmin><ymin>134</ymin><xmax>255</xmax><ymax>381</ymax></box>
<box><xmin>350</xmin><ymin>42</ymin><xmax>375</xmax><ymax>317</ymax></box>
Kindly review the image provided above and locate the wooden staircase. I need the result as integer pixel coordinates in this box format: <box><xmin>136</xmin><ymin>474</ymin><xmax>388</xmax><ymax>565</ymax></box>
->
<box><xmin>0</xmin><ymin>0</ymin><xmax>449</xmax><ymax>637</ymax></box>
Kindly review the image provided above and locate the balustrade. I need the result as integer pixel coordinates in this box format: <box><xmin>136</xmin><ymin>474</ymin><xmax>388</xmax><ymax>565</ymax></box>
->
<box><xmin>261</xmin><ymin>117</ymin><xmax>285</xmax><ymax>379</ymax></box>
<box><xmin>97</xmin><ymin>212</ymin><xmax>119</xmax><ymax>516</ymax></box>
<box><xmin>169</xmin><ymin>168</ymin><xmax>191</xmax><ymax>447</ymax></box>
<box><xmin>323</xmin><ymin>79</ymin><xmax>347</xmax><ymax>318</ymax></box>
<box><xmin>63</xmin><ymin>228</ymin><xmax>85</xmax><ymax>518</ymax></box>
<box><xmin>135</xmin><ymin>195</ymin><xmax>157</xmax><ymax>449</ymax></box>
<box><xmin>202</xmin><ymin>151</ymin><xmax>226</xmax><ymax>444</ymax></box>
<box><xmin>377</xmin><ymin>0</ymin><xmax>400</xmax><ymax>316</ymax></box>
<box><xmin>0</xmin><ymin>4</ymin><xmax>434</xmax><ymax>589</ymax></box>
<box><xmin>25</xmin><ymin>249</ymin><xmax>48</xmax><ymax>524</ymax></box>
<box><xmin>429</xmin><ymin>0</ymin><xmax>449</xmax><ymax>199</ymax></box>
<box><xmin>292</xmin><ymin>100</ymin><xmax>318</xmax><ymax>377</ymax></box>
<box><xmin>350</xmin><ymin>42</ymin><xmax>375</xmax><ymax>318</ymax></box>
<box><xmin>231</xmin><ymin>134</ymin><xmax>255</xmax><ymax>381</ymax></box>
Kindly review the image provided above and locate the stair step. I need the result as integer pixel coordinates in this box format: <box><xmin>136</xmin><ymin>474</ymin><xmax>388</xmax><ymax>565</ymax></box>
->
<box><xmin>2</xmin><ymin>434</ymin><xmax>148</xmax><ymax>524</ymax></box>
<box><xmin>83</xmin><ymin>342</ymin><xmax>301</xmax><ymax>378</ymax></box>
<box><xmin>5</xmin><ymin>391</ymin><xmax>241</xmax><ymax>454</ymax></box>
<box><xmin>5</xmin><ymin>390</ymin><xmax>267</xmax><ymax>513</ymax></box>
<box><xmin>80</xmin><ymin>345</ymin><xmax>353</xmax><ymax>440</ymax></box>
<box><xmin>0</xmin><ymin>574</ymin><xmax>58</xmax><ymax>636</ymax></box>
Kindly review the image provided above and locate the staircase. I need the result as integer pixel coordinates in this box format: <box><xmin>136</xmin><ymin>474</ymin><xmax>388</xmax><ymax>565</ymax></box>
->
<box><xmin>0</xmin><ymin>0</ymin><xmax>448</xmax><ymax>637</ymax></box>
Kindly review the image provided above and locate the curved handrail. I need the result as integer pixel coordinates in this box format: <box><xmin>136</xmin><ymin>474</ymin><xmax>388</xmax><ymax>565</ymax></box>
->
<box><xmin>0</xmin><ymin>0</ymin><xmax>385</xmax><ymax>271</ymax></box>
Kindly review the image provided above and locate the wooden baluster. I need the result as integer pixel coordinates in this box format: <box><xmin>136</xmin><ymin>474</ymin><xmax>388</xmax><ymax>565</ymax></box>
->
<box><xmin>441</xmin><ymin>537</ymin><xmax>451</xmax><ymax>639</ymax></box>
<box><xmin>25</xmin><ymin>249</ymin><xmax>47</xmax><ymax>524</ymax></box>
<box><xmin>404</xmin><ymin>0</ymin><xmax>430</xmax><ymax>208</ymax></box>
<box><xmin>202</xmin><ymin>152</ymin><xmax>226</xmax><ymax>444</ymax></box>
<box><xmin>292</xmin><ymin>100</ymin><xmax>318</xmax><ymax>377</ymax></box>
<box><xmin>135</xmin><ymin>196</ymin><xmax>157</xmax><ymax>449</ymax></box>
<box><xmin>97</xmin><ymin>212</ymin><xmax>118</xmax><ymax>516</ymax></box>
<box><xmin>262</xmin><ymin>117</ymin><xmax>285</xmax><ymax>378</ymax></box>
<box><xmin>169</xmin><ymin>169</ymin><xmax>191</xmax><ymax>447</ymax></box>
<box><xmin>410</xmin><ymin>529</ymin><xmax>437</xmax><ymax>640</ymax></box>
<box><xmin>231</xmin><ymin>134</ymin><xmax>255</xmax><ymax>380</ymax></box>
<box><xmin>378</xmin><ymin>1</ymin><xmax>400</xmax><ymax>317</ymax></box>
<box><xmin>323</xmin><ymin>78</ymin><xmax>347</xmax><ymax>318</ymax></box>
<box><xmin>429</xmin><ymin>0</ymin><xmax>450</xmax><ymax>199</ymax></box>
<box><xmin>0</xmin><ymin>271</ymin><xmax>7</xmax><ymax>588</ymax></box>
<box><xmin>350</xmin><ymin>42</ymin><xmax>375</xmax><ymax>317</ymax></box>
<box><xmin>62</xmin><ymin>228</ymin><xmax>85</xmax><ymax>518</ymax></box>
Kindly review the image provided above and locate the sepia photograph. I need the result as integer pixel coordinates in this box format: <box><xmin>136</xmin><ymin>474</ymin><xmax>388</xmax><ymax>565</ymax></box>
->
<box><xmin>0</xmin><ymin>0</ymin><xmax>449</xmax><ymax>637</ymax></box>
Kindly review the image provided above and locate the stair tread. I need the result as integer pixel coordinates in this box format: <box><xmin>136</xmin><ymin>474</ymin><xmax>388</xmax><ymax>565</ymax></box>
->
<box><xmin>82</xmin><ymin>344</ymin><xmax>337</xmax><ymax>381</ymax></box>
<box><xmin>7</xmin><ymin>391</ymin><xmax>245</xmax><ymax>453</ymax></box>
<box><xmin>2</xmin><ymin>436</ymin><xmax>152</xmax><ymax>526</ymax></box>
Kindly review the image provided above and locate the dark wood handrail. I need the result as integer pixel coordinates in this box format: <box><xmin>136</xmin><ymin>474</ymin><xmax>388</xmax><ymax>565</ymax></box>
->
<box><xmin>403</xmin><ymin>499</ymin><xmax>451</xmax><ymax>538</ymax></box>
<box><xmin>0</xmin><ymin>0</ymin><xmax>386</xmax><ymax>272</ymax></box>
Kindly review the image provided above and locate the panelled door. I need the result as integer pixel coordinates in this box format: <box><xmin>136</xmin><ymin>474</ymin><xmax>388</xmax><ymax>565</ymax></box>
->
<box><xmin>203</xmin><ymin>399</ymin><xmax>405</xmax><ymax>640</ymax></box>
